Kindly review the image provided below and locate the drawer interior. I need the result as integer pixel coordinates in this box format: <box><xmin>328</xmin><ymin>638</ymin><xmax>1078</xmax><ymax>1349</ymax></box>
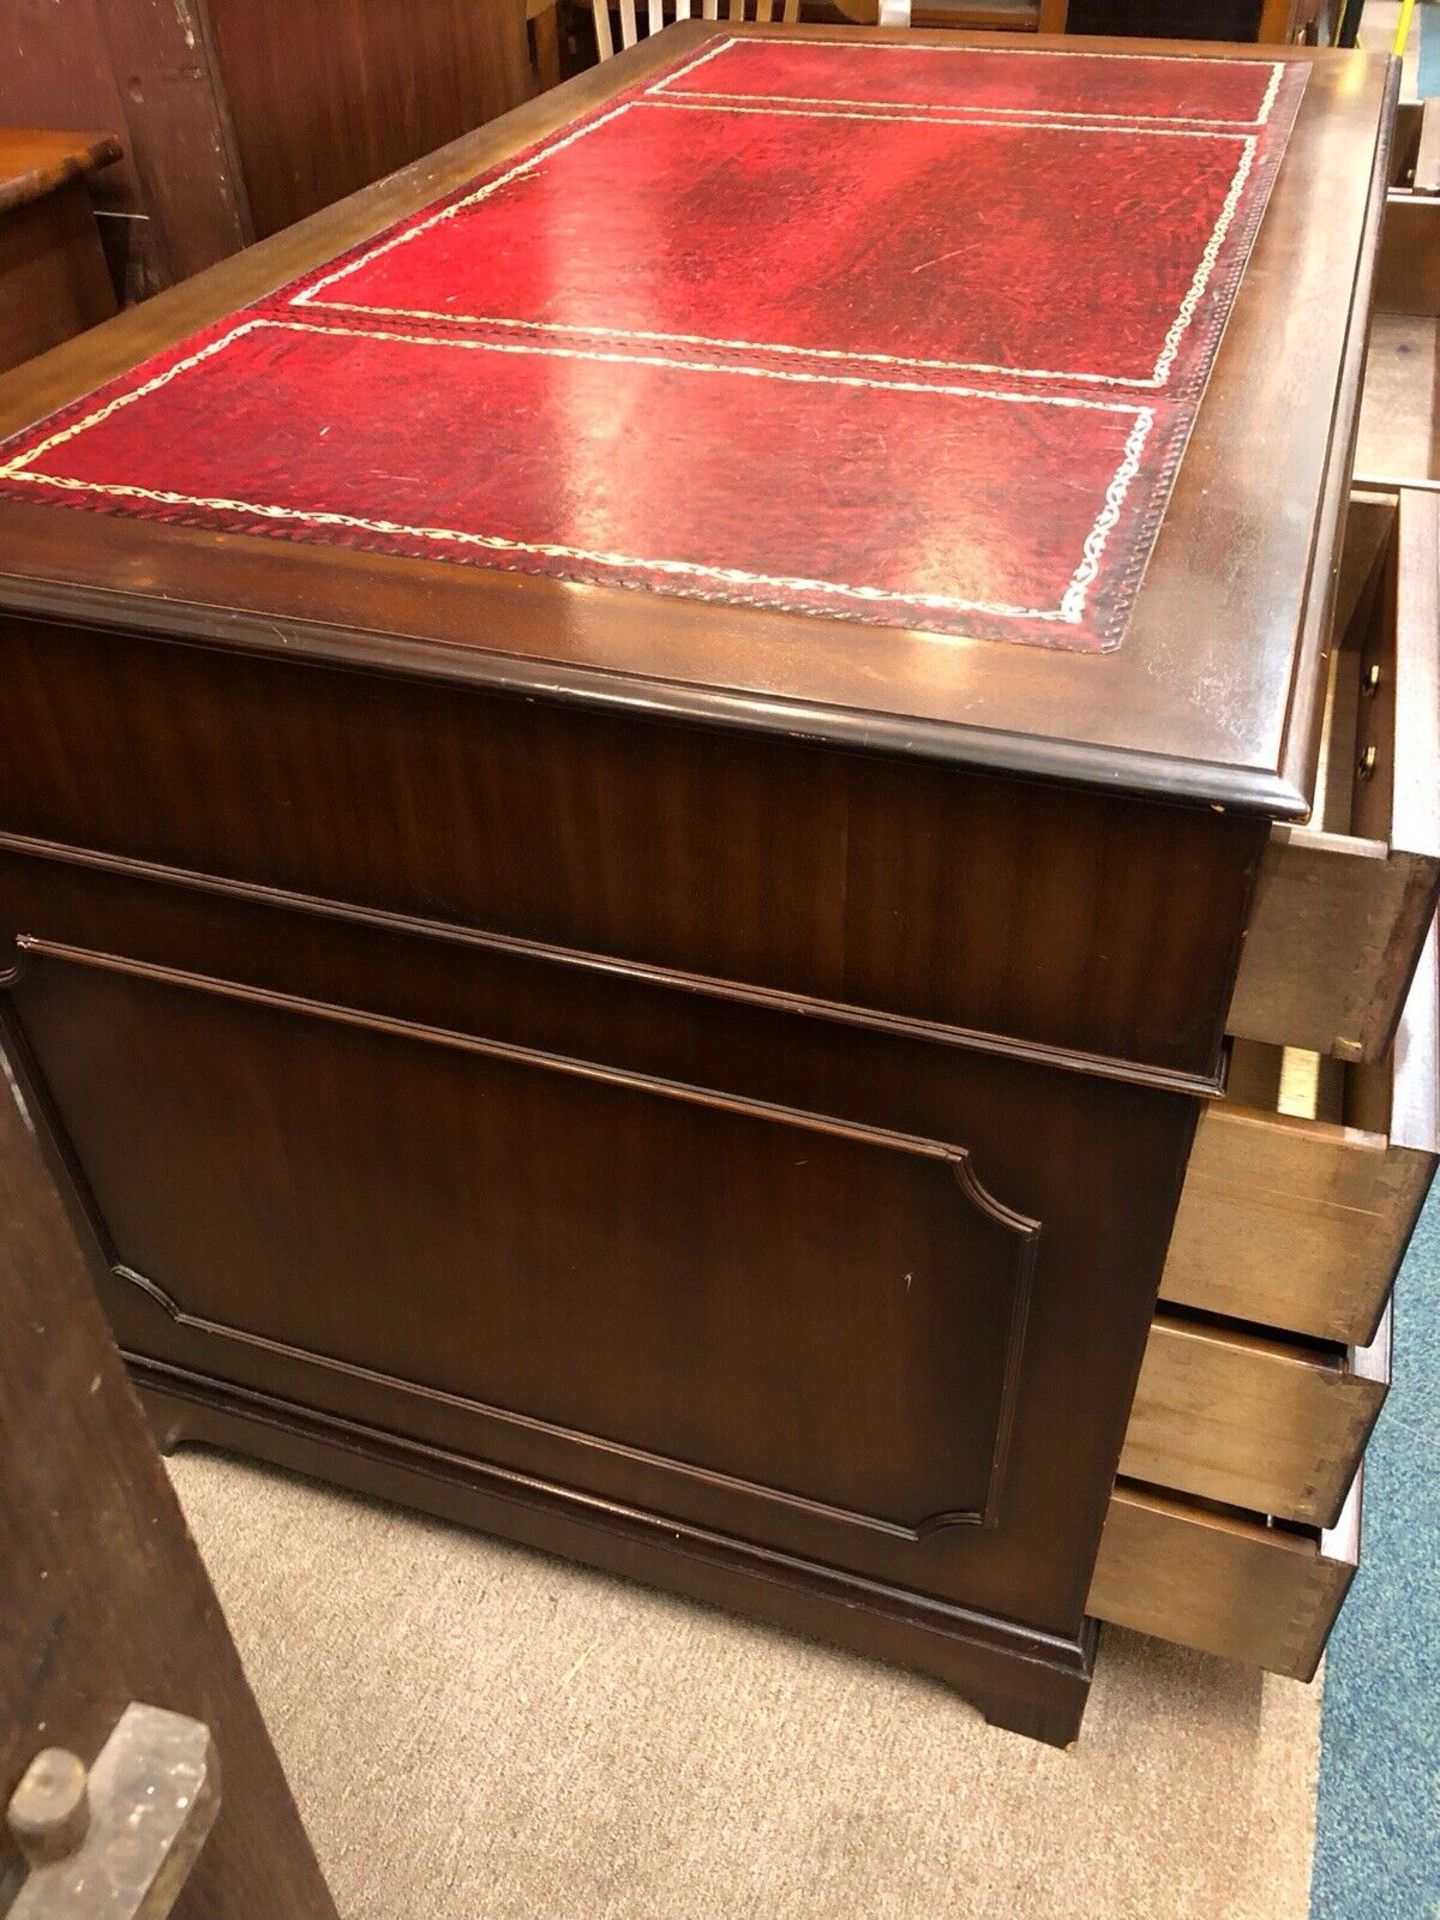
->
<box><xmin>1223</xmin><ymin>1021</ymin><xmax>1415</xmax><ymax>1201</ymax></box>
<box><xmin>1227</xmin><ymin>1035</ymin><xmax>1369</xmax><ymax>1132</ymax></box>
<box><xmin>1358</xmin><ymin>114</ymin><xmax>1440</xmax><ymax>490</ymax></box>
<box><xmin>1227</xmin><ymin>489</ymin><xmax>1440</xmax><ymax>1064</ymax></box>
<box><xmin>1300</xmin><ymin>491</ymin><xmax>1402</xmax><ymax>856</ymax></box>
<box><xmin>1359</xmin><ymin>305</ymin><xmax>1440</xmax><ymax>492</ymax></box>
<box><xmin>1387</xmin><ymin>103</ymin><xmax>1435</xmax><ymax>192</ymax></box>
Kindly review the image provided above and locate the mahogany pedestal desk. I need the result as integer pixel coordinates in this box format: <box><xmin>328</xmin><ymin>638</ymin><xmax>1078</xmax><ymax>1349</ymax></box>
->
<box><xmin>0</xmin><ymin>27</ymin><xmax>1422</xmax><ymax>1747</ymax></box>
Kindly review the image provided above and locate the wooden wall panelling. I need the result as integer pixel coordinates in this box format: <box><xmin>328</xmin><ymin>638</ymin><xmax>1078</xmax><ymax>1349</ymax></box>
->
<box><xmin>200</xmin><ymin>0</ymin><xmax>534</xmax><ymax>240</ymax></box>
<box><xmin>2</xmin><ymin>0</ymin><xmax>155</xmax><ymax>294</ymax></box>
<box><xmin>2</xmin><ymin>0</ymin><xmax>535</xmax><ymax>294</ymax></box>
<box><xmin>93</xmin><ymin>0</ymin><xmax>254</xmax><ymax>279</ymax></box>
<box><xmin>0</xmin><ymin>0</ymin><xmax>249</xmax><ymax>295</ymax></box>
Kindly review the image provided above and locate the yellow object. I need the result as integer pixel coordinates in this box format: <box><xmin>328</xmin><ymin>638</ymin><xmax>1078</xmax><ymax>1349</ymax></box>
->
<box><xmin>1396</xmin><ymin>0</ymin><xmax>1419</xmax><ymax>57</ymax></box>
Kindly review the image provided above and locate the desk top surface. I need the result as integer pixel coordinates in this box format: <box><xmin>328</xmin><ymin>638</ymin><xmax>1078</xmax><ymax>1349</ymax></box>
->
<box><xmin>0</xmin><ymin>26</ymin><xmax>1396</xmax><ymax>812</ymax></box>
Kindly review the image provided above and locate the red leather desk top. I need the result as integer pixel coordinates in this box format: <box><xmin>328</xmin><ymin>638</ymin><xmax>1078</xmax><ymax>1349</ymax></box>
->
<box><xmin>0</xmin><ymin>36</ymin><xmax>1305</xmax><ymax>653</ymax></box>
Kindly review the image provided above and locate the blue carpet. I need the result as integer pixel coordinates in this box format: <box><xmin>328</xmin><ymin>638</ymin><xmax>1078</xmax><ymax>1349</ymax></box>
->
<box><xmin>1420</xmin><ymin>1</ymin><xmax>1440</xmax><ymax>104</ymax></box>
<box><xmin>1319</xmin><ymin>18</ymin><xmax>1440</xmax><ymax>1911</ymax></box>
<box><xmin>1308</xmin><ymin>1184</ymin><xmax>1440</xmax><ymax>1919</ymax></box>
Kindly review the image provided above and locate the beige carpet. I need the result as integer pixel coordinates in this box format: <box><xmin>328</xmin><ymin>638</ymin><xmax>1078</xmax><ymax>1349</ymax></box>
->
<box><xmin>171</xmin><ymin>1451</ymin><xmax>1321</xmax><ymax>1920</ymax></box>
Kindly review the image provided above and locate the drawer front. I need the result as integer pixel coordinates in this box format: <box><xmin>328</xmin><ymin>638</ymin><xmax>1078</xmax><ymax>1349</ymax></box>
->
<box><xmin>1162</xmin><ymin>923</ymin><xmax>1439</xmax><ymax>1344</ymax></box>
<box><xmin>1121</xmin><ymin>1309</ymin><xmax>1388</xmax><ymax>1529</ymax></box>
<box><xmin>1087</xmin><ymin>1479</ymin><xmax>1360</xmax><ymax>1681</ymax></box>
<box><xmin>1228</xmin><ymin>491</ymin><xmax>1440</xmax><ymax>1065</ymax></box>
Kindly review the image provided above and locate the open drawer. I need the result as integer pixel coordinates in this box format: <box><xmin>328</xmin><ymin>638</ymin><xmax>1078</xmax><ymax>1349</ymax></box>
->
<box><xmin>1120</xmin><ymin>1305</ymin><xmax>1388</xmax><ymax>1530</ymax></box>
<box><xmin>1356</xmin><ymin>102</ymin><xmax>1440</xmax><ymax>492</ymax></box>
<box><xmin>1087</xmin><ymin>1477</ymin><xmax>1361</xmax><ymax>1682</ymax></box>
<box><xmin>1162</xmin><ymin>920</ymin><xmax>1438</xmax><ymax>1345</ymax></box>
<box><xmin>1226</xmin><ymin>489</ymin><xmax>1440</xmax><ymax>1064</ymax></box>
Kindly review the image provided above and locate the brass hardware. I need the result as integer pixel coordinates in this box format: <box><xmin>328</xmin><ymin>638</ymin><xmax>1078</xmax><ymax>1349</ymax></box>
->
<box><xmin>1357</xmin><ymin>745</ymin><xmax>1377</xmax><ymax>779</ymax></box>
<box><xmin>5</xmin><ymin>1705</ymin><xmax>218</xmax><ymax>1920</ymax></box>
<box><xmin>1363</xmin><ymin>662</ymin><xmax>1382</xmax><ymax>695</ymax></box>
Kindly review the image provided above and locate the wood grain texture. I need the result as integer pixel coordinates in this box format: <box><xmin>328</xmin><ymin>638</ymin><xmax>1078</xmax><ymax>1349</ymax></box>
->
<box><xmin>1355</xmin><ymin>189</ymin><xmax>1440</xmax><ymax>489</ymax></box>
<box><xmin>0</xmin><ymin>129</ymin><xmax>121</xmax><ymax>215</ymax></box>
<box><xmin>0</xmin><ymin>0</ymin><xmax>243</xmax><ymax>294</ymax></box>
<box><xmin>1121</xmin><ymin>1309</ymin><xmax>1388</xmax><ymax>1527</ymax></box>
<box><xmin>1087</xmin><ymin>1480</ymin><xmax>1359</xmax><ymax>1680</ymax></box>
<box><xmin>91</xmin><ymin>0</ymin><xmax>255</xmax><ymax>281</ymax></box>
<box><xmin>17</xmin><ymin>940</ymin><xmax>1044</xmax><ymax>1547</ymax></box>
<box><xmin>0</xmin><ymin>182</ymin><xmax>117</xmax><ymax>377</ymax></box>
<box><xmin>0</xmin><ymin>738</ymin><xmax>1206</xmax><ymax>1751</ymax></box>
<box><xmin>1354</xmin><ymin>311</ymin><xmax>1440</xmax><ymax>490</ymax></box>
<box><xmin>1413</xmin><ymin>100</ymin><xmax>1440</xmax><ymax>194</ymax></box>
<box><xmin>0</xmin><ymin>870</ymin><xmax>1204</xmax><ymax>1633</ymax></box>
<box><xmin>1</xmin><ymin>0</ymin><xmax>535</xmax><ymax>293</ymax></box>
<box><xmin>0</xmin><ymin>1036</ymin><xmax>336</xmax><ymax>1917</ymax></box>
<box><xmin>0</xmin><ymin>619</ymin><xmax>1263</xmax><ymax>1079</ymax></box>
<box><xmin>201</xmin><ymin>0</ymin><xmax>532</xmax><ymax>240</ymax></box>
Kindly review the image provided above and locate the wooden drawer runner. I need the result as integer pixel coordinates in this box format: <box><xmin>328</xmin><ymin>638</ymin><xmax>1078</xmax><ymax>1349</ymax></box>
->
<box><xmin>1122</xmin><ymin>1307</ymin><xmax>1387</xmax><ymax>1529</ymax></box>
<box><xmin>1227</xmin><ymin>489</ymin><xmax>1440</xmax><ymax>1064</ymax></box>
<box><xmin>1088</xmin><ymin>1478</ymin><xmax>1361</xmax><ymax>1682</ymax></box>
<box><xmin>1162</xmin><ymin>920</ymin><xmax>1439</xmax><ymax>1344</ymax></box>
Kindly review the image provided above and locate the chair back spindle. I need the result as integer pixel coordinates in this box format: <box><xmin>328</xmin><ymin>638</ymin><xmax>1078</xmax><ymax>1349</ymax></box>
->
<box><xmin>593</xmin><ymin>0</ymin><xmax>801</xmax><ymax>59</ymax></box>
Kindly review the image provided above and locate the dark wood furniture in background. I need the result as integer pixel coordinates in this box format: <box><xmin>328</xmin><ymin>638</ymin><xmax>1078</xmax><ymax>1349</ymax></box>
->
<box><xmin>0</xmin><ymin>130</ymin><xmax>121</xmax><ymax>376</ymax></box>
<box><xmin>0</xmin><ymin>0</ymin><xmax>533</xmax><ymax>298</ymax></box>
<box><xmin>0</xmin><ymin>26</ymin><xmax>1420</xmax><ymax>1746</ymax></box>
<box><xmin>1071</xmin><ymin>0</ymin><xmax>1320</xmax><ymax>38</ymax></box>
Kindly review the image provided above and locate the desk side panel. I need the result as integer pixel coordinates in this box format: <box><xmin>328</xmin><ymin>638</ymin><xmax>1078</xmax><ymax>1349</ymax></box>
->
<box><xmin>0</xmin><ymin>837</ymin><xmax>1202</xmax><ymax>1642</ymax></box>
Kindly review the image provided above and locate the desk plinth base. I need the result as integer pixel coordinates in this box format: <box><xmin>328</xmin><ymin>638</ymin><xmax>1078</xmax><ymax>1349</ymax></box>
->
<box><xmin>135</xmin><ymin>1357</ymin><xmax>1098</xmax><ymax>1749</ymax></box>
